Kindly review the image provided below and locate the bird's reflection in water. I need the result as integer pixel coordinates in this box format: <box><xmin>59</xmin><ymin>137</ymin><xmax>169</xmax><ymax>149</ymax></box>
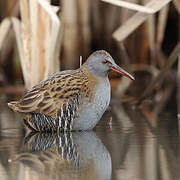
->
<box><xmin>15</xmin><ymin>131</ymin><xmax>112</xmax><ymax>180</ymax></box>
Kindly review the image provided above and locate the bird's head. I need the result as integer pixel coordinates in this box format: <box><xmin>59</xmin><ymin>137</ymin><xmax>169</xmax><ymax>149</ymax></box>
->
<box><xmin>84</xmin><ymin>50</ymin><xmax>135</xmax><ymax>80</ymax></box>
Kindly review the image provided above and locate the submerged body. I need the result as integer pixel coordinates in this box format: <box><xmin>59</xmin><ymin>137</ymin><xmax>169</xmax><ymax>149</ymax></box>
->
<box><xmin>8</xmin><ymin>50</ymin><xmax>134</xmax><ymax>132</ymax></box>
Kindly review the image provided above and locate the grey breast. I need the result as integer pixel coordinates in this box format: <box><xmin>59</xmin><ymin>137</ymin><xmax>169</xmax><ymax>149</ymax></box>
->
<box><xmin>73</xmin><ymin>77</ymin><xmax>111</xmax><ymax>130</ymax></box>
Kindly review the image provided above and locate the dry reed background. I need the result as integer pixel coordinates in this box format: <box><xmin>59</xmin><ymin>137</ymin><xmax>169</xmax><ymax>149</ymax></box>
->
<box><xmin>0</xmin><ymin>0</ymin><xmax>180</xmax><ymax>117</ymax></box>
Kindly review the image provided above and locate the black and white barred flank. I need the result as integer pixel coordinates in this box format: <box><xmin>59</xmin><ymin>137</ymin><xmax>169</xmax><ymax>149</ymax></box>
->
<box><xmin>25</xmin><ymin>95</ymin><xmax>80</xmax><ymax>132</ymax></box>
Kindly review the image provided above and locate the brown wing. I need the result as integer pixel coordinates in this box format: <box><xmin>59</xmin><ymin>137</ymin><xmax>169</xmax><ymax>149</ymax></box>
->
<box><xmin>8</xmin><ymin>70</ymin><xmax>85</xmax><ymax>118</ymax></box>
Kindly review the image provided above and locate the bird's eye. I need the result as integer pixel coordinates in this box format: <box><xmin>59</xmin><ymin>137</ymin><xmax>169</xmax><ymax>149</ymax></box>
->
<box><xmin>102</xmin><ymin>60</ymin><xmax>108</xmax><ymax>64</ymax></box>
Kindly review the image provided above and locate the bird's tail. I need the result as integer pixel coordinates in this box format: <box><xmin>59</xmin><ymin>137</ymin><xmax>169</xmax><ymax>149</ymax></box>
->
<box><xmin>8</xmin><ymin>101</ymin><xmax>19</xmax><ymax>112</ymax></box>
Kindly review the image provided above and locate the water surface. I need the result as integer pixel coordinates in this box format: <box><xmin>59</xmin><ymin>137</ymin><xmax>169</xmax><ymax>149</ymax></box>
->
<box><xmin>0</xmin><ymin>101</ymin><xmax>178</xmax><ymax>180</ymax></box>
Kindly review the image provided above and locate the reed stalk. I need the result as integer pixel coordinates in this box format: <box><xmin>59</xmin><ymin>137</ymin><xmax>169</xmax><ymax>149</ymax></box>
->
<box><xmin>61</xmin><ymin>0</ymin><xmax>91</xmax><ymax>69</ymax></box>
<box><xmin>112</xmin><ymin>0</ymin><xmax>172</xmax><ymax>42</ymax></box>
<box><xmin>13</xmin><ymin>0</ymin><xmax>61</xmax><ymax>89</ymax></box>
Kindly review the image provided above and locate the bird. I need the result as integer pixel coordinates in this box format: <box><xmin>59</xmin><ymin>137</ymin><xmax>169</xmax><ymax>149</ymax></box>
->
<box><xmin>8</xmin><ymin>50</ymin><xmax>135</xmax><ymax>132</ymax></box>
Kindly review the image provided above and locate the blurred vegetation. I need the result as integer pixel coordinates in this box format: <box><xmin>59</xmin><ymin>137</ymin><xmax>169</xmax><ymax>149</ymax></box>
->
<box><xmin>0</xmin><ymin>0</ymin><xmax>180</xmax><ymax>105</ymax></box>
<box><xmin>0</xmin><ymin>2</ymin><xmax>179</xmax><ymax>179</ymax></box>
